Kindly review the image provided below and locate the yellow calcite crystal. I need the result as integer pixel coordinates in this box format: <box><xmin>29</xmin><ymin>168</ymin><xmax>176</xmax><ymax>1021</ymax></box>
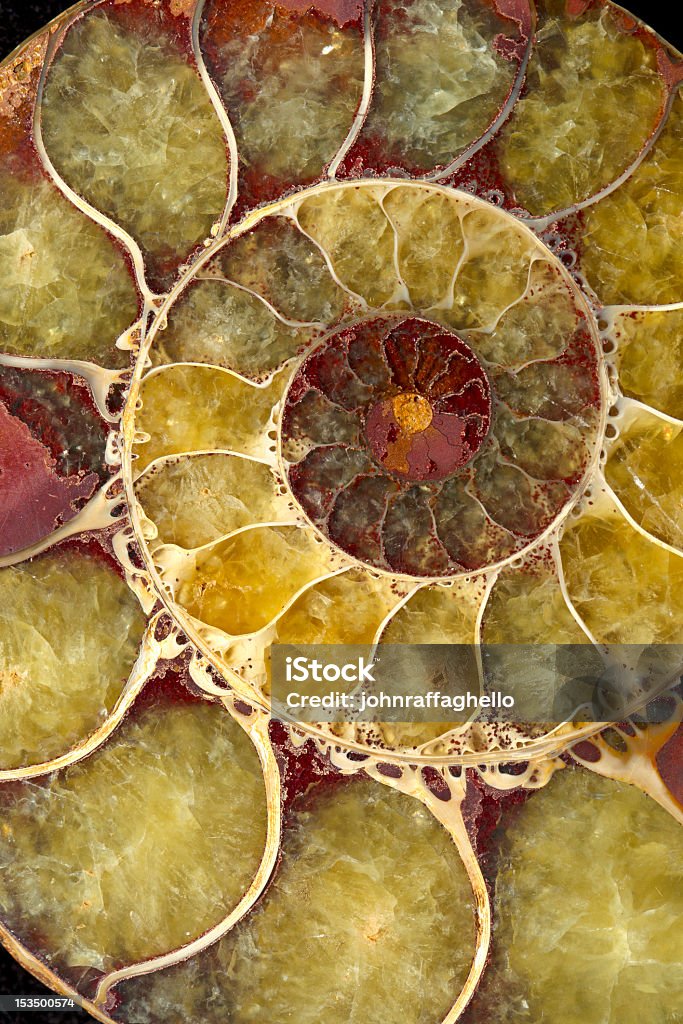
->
<box><xmin>560</xmin><ymin>506</ymin><xmax>683</xmax><ymax>643</ymax></box>
<box><xmin>605</xmin><ymin>411</ymin><xmax>683</xmax><ymax>551</ymax></box>
<box><xmin>204</xmin><ymin>5</ymin><xmax>364</xmax><ymax>181</ymax></box>
<box><xmin>497</xmin><ymin>0</ymin><xmax>665</xmax><ymax>215</ymax></box>
<box><xmin>431</xmin><ymin>476</ymin><xmax>514</xmax><ymax>568</ymax></box>
<box><xmin>582</xmin><ymin>93</ymin><xmax>683</xmax><ymax>305</ymax></box>
<box><xmin>151</xmin><ymin>280</ymin><xmax>312</xmax><ymax>379</ymax></box>
<box><xmin>273</xmin><ymin>568</ymin><xmax>400</xmax><ymax>645</ymax></box>
<box><xmin>483</xmin><ymin>564</ymin><xmax>588</xmax><ymax>645</ymax></box>
<box><xmin>116</xmin><ymin>782</ymin><xmax>476</xmax><ymax>1024</ymax></box>
<box><xmin>295</xmin><ymin>183</ymin><xmax>552</xmax><ymax>334</ymax></box>
<box><xmin>494</xmin><ymin>359</ymin><xmax>599</xmax><ymax>420</ymax></box>
<box><xmin>369</xmin><ymin>583</ymin><xmax>482</xmax><ymax>744</ymax></box>
<box><xmin>481</xmin><ymin>564</ymin><xmax>600</xmax><ymax>719</ymax></box>
<box><xmin>382</xmin><ymin>186</ymin><xmax>465</xmax><ymax>308</ymax></box>
<box><xmin>612</xmin><ymin>307</ymin><xmax>683</xmax><ymax>420</ymax></box>
<box><xmin>492</xmin><ymin>406</ymin><xmax>588</xmax><ymax>481</ymax></box>
<box><xmin>0</xmin><ymin>550</ymin><xmax>146</xmax><ymax>770</ymax></box>
<box><xmin>2</xmin><ymin>0</ymin><xmax>683</xmax><ymax>1019</ymax></box>
<box><xmin>219</xmin><ymin>216</ymin><xmax>347</xmax><ymax>325</ymax></box>
<box><xmin>465</xmin><ymin>261</ymin><xmax>578</xmax><ymax>368</ymax></box>
<box><xmin>0</xmin><ymin>173</ymin><xmax>137</xmax><ymax>366</ymax></box>
<box><xmin>136</xmin><ymin>453</ymin><xmax>291</xmax><ymax>550</ymax></box>
<box><xmin>383</xmin><ymin>582</ymin><xmax>480</xmax><ymax>644</ymax></box>
<box><xmin>42</xmin><ymin>10</ymin><xmax>228</xmax><ymax>284</ymax></box>
<box><xmin>364</xmin><ymin>0</ymin><xmax>515</xmax><ymax>170</ymax></box>
<box><xmin>134</xmin><ymin>364</ymin><xmax>287</xmax><ymax>473</ymax></box>
<box><xmin>473</xmin><ymin>450</ymin><xmax>565</xmax><ymax>537</ymax></box>
<box><xmin>0</xmin><ymin>699</ymin><xmax>267</xmax><ymax>970</ymax></box>
<box><xmin>298</xmin><ymin>187</ymin><xmax>399</xmax><ymax>307</ymax></box>
<box><xmin>452</xmin><ymin>208</ymin><xmax>538</xmax><ymax>329</ymax></box>
<box><xmin>177</xmin><ymin>525</ymin><xmax>339</xmax><ymax>636</ymax></box>
<box><xmin>488</xmin><ymin>769</ymin><xmax>683</xmax><ymax>1024</ymax></box>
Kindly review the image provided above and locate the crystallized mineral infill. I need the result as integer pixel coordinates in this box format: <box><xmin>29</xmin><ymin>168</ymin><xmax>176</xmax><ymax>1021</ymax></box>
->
<box><xmin>0</xmin><ymin>698</ymin><xmax>267</xmax><ymax>970</ymax></box>
<box><xmin>480</xmin><ymin>769</ymin><xmax>683</xmax><ymax>1024</ymax></box>
<box><xmin>116</xmin><ymin>781</ymin><xmax>476</xmax><ymax>1024</ymax></box>
<box><xmin>0</xmin><ymin>550</ymin><xmax>146</xmax><ymax>770</ymax></box>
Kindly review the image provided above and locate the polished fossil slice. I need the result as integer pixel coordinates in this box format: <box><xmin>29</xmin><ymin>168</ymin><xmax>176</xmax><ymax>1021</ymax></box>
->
<box><xmin>0</xmin><ymin>547</ymin><xmax>145</xmax><ymax>771</ymax></box>
<box><xmin>0</xmin><ymin>693</ymin><xmax>268</xmax><ymax>972</ymax></box>
<box><xmin>0</xmin><ymin>0</ymin><xmax>682</xmax><ymax>1021</ymax></box>
<box><xmin>472</xmin><ymin>768</ymin><xmax>683</xmax><ymax>1024</ymax></box>
<box><xmin>41</xmin><ymin>5</ymin><xmax>228</xmax><ymax>289</ymax></box>
<box><xmin>115</xmin><ymin>780</ymin><xmax>476</xmax><ymax>1024</ymax></box>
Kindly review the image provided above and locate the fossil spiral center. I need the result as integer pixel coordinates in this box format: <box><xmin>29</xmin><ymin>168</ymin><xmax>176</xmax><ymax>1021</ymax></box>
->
<box><xmin>363</xmin><ymin>323</ymin><xmax>492</xmax><ymax>482</ymax></box>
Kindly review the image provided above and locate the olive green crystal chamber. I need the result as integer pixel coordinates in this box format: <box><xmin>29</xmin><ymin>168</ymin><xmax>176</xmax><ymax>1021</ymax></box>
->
<box><xmin>0</xmin><ymin>1</ymin><xmax>682</xmax><ymax>1022</ymax></box>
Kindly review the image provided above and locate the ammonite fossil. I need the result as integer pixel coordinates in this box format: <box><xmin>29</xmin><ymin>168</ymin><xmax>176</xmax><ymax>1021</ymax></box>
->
<box><xmin>0</xmin><ymin>1</ymin><xmax>682</xmax><ymax>1022</ymax></box>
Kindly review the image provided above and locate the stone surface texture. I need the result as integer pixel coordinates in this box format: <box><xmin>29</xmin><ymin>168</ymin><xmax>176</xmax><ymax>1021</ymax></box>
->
<box><xmin>582</xmin><ymin>93</ymin><xmax>683</xmax><ymax>305</ymax></box>
<box><xmin>496</xmin><ymin>0</ymin><xmax>665</xmax><ymax>214</ymax></box>
<box><xmin>0</xmin><ymin>0</ymin><xmax>682</xmax><ymax>1021</ymax></box>
<box><xmin>0</xmin><ymin>171</ymin><xmax>137</xmax><ymax>365</ymax></box>
<box><xmin>0</xmin><ymin>548</ymin><xmax>146</xmax><ymax>770</ymax></box>
<box><xmin>201</xmin><ymin>0</ymin><xmax>364</xmax><ymax>206</ymax></box>
<box><xmin>42</xmin><ymin>7</ymin><xmax>228</xmax><ymax>288</ymax></box>
<box><xmin>137</xmin><ymin>182</ymin><xmax>605</xmax><ymax>711</ymax></box>
<box><xmin>115</xmin><ymin>782</ymin><xmax>476</xmax><ymax>1024</ymax></box>
<box><xmin>480</xmin><ymin>769</ymin><xmax>683</xmax><ymax>1024</ymax></box>
<box><xmin>361</xmin><ymin>0</ymin><xmax>519</xmax><ymax>171</ymax></box>
<box><xmin>0</xmin><ymin>696</ymin><xmax>267</xmax><ymax>971</ymax></box>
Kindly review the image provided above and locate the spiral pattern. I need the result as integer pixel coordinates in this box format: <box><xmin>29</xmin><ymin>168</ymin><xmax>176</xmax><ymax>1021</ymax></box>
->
<box><xmin>283</xmin><ymin>301</ymin><xmax>600</xmax><ymax>574</ymax></box>
<box><xmin>1</xmin><ymin>3</ymin><xmax>682</xmax><ymax>1023</ymax></box>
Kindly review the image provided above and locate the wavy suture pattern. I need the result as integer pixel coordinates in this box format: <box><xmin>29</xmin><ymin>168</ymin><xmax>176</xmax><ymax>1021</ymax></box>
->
<box><xmin>217</xmin><ymin>215</ymin><xmax>349</xmax><ymax>324</ymax></box>
<box><xmin>177</xmin><ymin>524</ymin><xmax>342</xmax><ymax>636</ymax></box>
<box><xmin>0</xmin><ymin>693</ymin><xmax>268</xmax><ymax>971</ymax></box>
<box><xmin>282</xmin><ymin>309</ymin><xmax>596</xmax><ymax>575</ymax></box>
<box><xmin>0</xmin><ymin>1</ymin><xmax>683</xmax><ymax>1023</ymax></box>
<box><xmin>150</xmin><ymin>279</ymin><xmax>316</xmax><ymax>378</ymax></box>
<box><xmin>41</xmin><ymin>2</ymin><xmax>229</xmax><ymax>291</ymax></box>
<box><xmin>199</xmin><ymin>0</ymin><xmax>365</xmax><ymax>213</ymax></box>
<box><xmin>133</xmin><ymin>364</ymin><xmax>289</xmax><ymax>473</ymax></box>
<box><xmin>134</xmin><ymin>182</ymin><xmax>605</xmax><ymax>732</ymax></box>
<box><xmin>135</xmin><ymin>452</ymin><xmax>295</xmax><ymax>550</ymax></box>
<box><xmin>496</xmin><ymin>0</ymin><xmax>668</xmax><ymax>216</ymax></box>
<box><xmin>114</xmin><ymin>781</ymin><xmax>476</xmax><ymax>1024</ymax></box>
<box><xmin>478</xmin><ymin>557</ymin><xmax>607</xmax><ymax>721</ymax></box>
